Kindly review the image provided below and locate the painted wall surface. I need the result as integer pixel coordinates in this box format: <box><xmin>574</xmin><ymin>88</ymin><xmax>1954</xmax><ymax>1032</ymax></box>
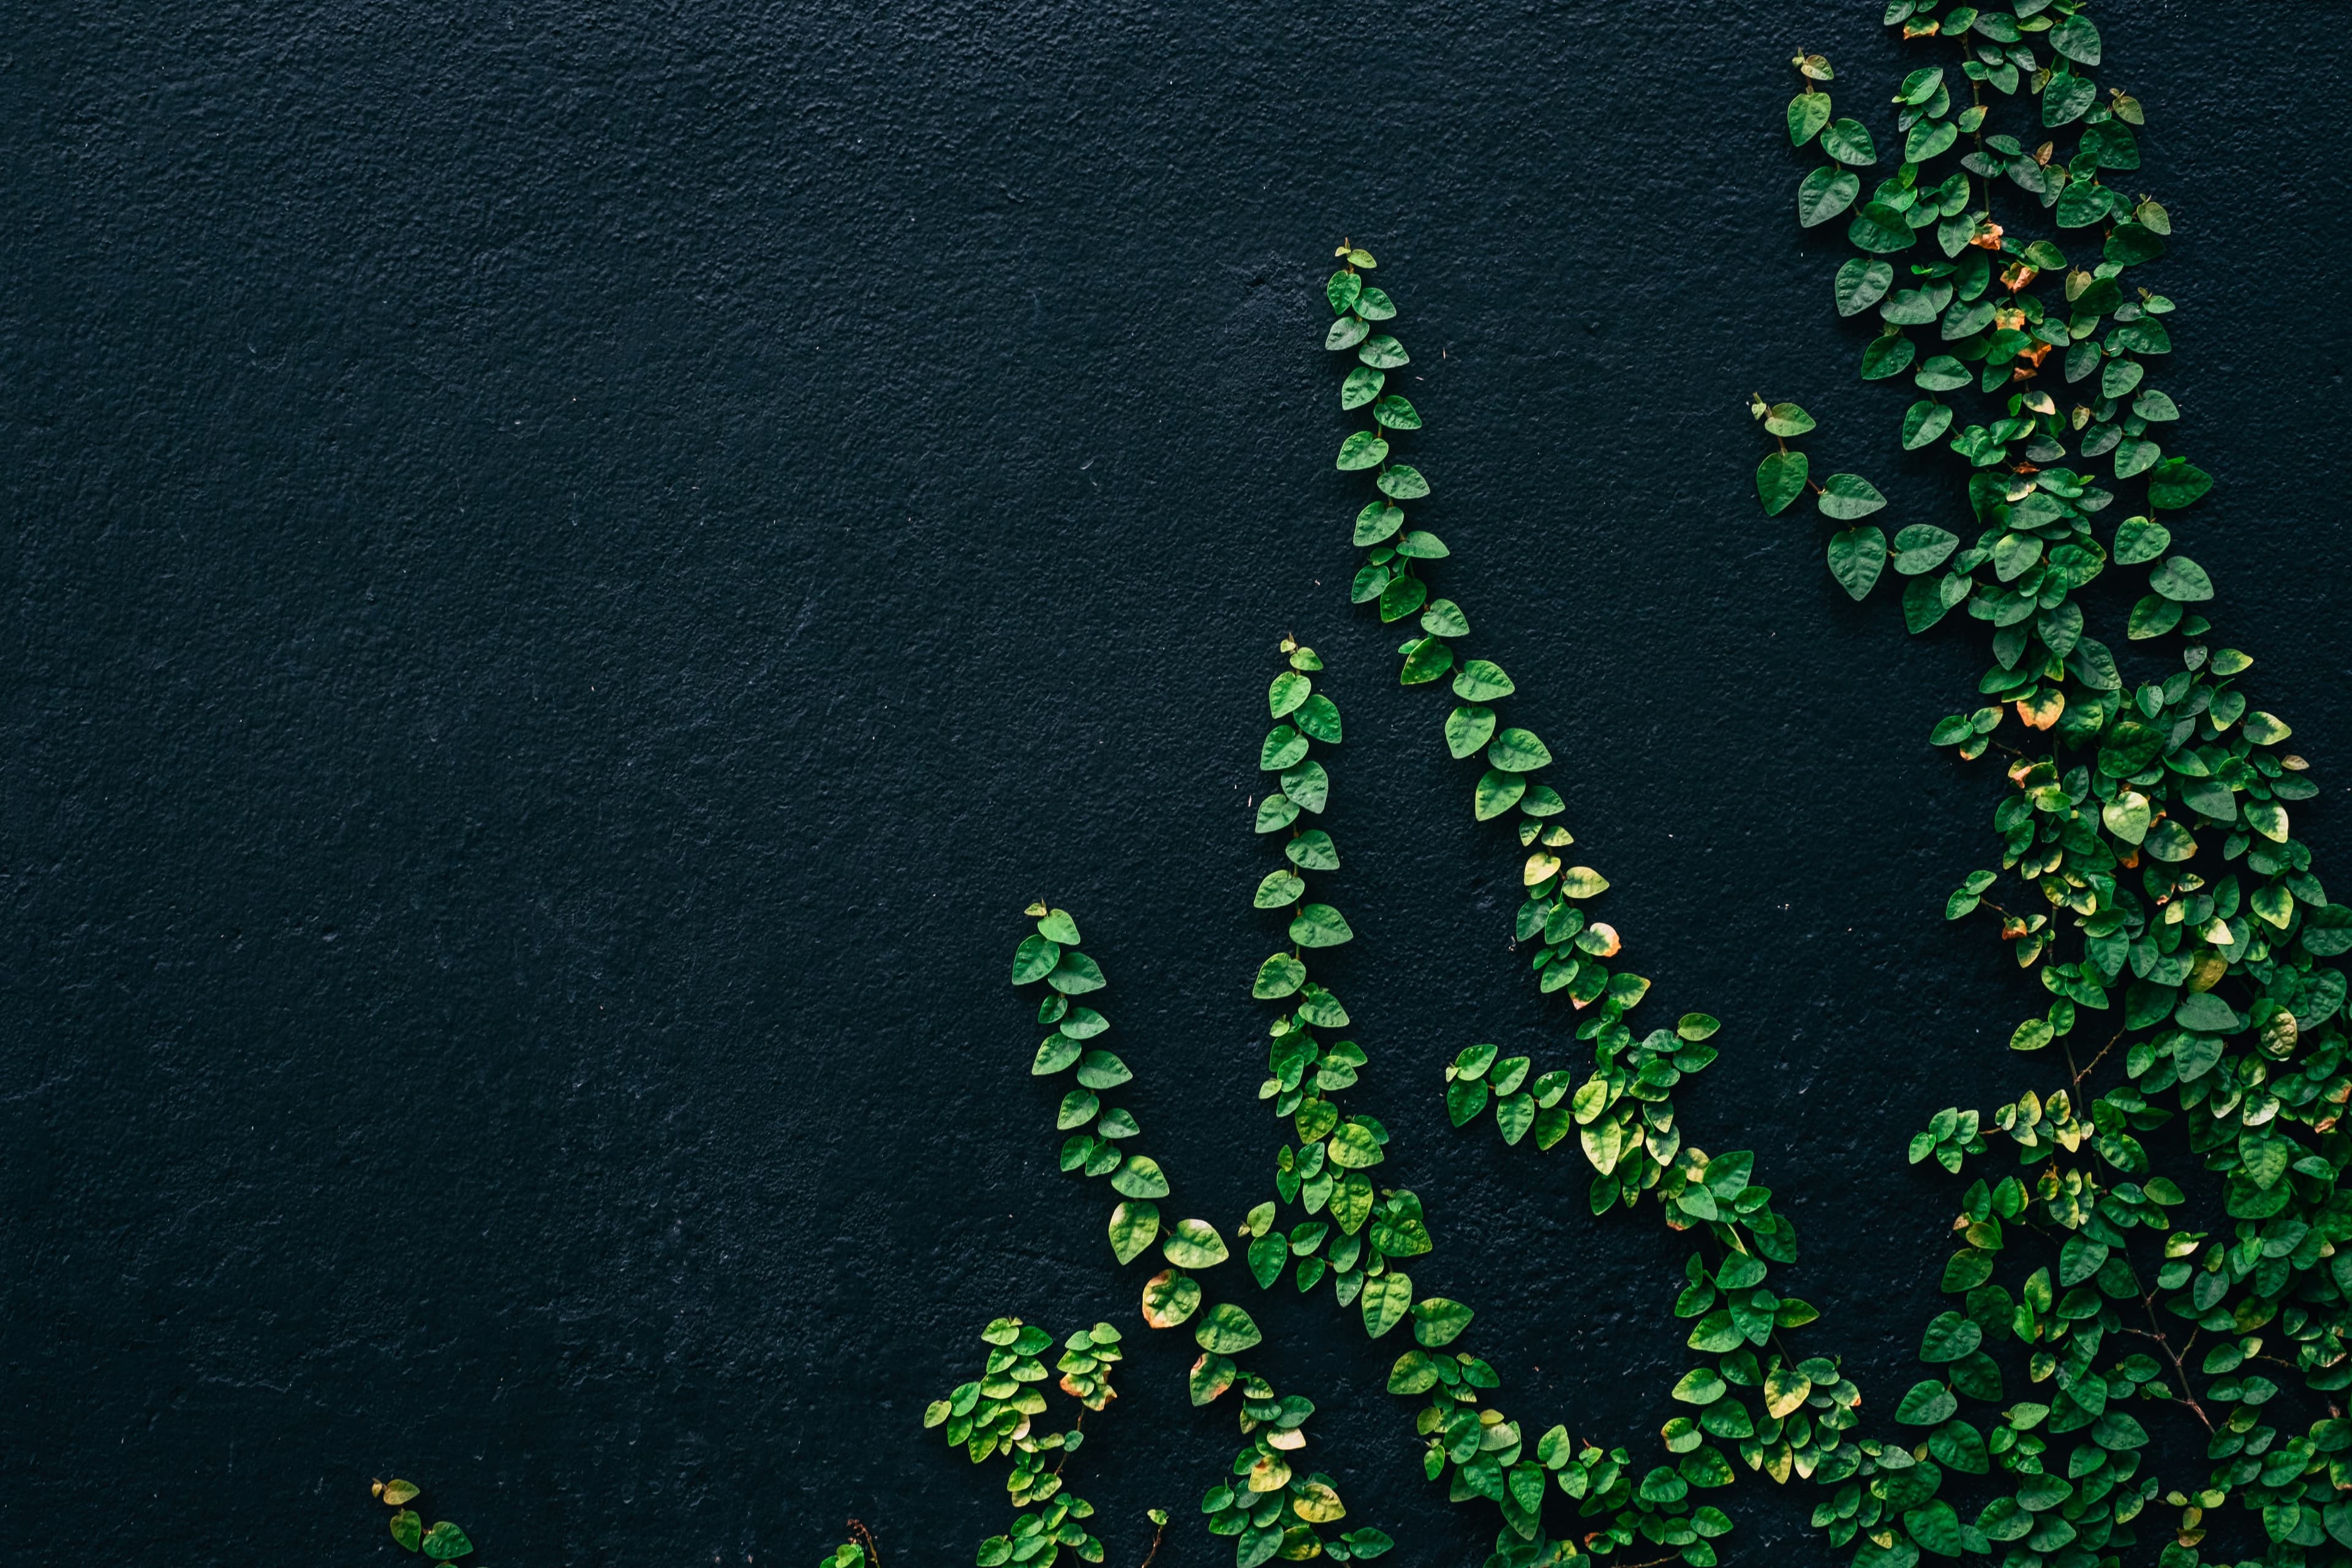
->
<box><xmin>8</xmin><ymin>2</ymin><xmax>2351</xmax><ymax>1562</ymax></box>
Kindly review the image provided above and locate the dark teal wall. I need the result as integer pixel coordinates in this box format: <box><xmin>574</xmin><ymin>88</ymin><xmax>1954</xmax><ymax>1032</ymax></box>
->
<box><xmin>7</xmin><ymin>2</ymin><xmax>2349</xmax><ymax>1562</ymax></box>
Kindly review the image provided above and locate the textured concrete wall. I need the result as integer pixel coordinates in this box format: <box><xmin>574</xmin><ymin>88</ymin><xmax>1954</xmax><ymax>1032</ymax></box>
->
<box><xmin>7</xmin><ymin>2</ymin><xmax>2350</xmax><ymax>1562</ymax></box>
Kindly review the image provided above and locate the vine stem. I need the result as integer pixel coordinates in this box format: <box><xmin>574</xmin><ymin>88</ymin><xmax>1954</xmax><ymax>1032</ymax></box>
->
<box><xmin>1050</xmin><ymin>1412</ymin><xmax>1087</xmax><ymax>1476</ymax></box>
<box><xmin>2067</xmin><ymin>1027</ymin><xmax>2126</xmax><ymax>1098</ymax></box>
<box><xmin>2121</xmin><ymin>1300</ymin><xmax>2213</xmax><ymax>1432</ymax></box>
<box><xmin>1136</xmin><ymin>1515</ymin><xmax>1168</xmax><ymax>1568</ymax></box>
<box><xmin>849</xmin><ymin>1518</ymin><xmax>883</xmax><ymax>1567</ymax></box>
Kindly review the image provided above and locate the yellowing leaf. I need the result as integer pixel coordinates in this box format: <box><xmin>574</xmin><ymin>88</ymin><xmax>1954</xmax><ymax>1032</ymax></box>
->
<box><xmin>2016</xmin><ymin>688</ymin><xmax>2065</xmax><ymax>730</ymax></box>
<box><xmin>1559</xmin><ymin>866</ymin><xmax>1611</xmax><ymax>899</ymax></box>
<box><xmin>1765</xmin><ymin>1365</ymin><xmax>1813</xmax><ymax>1419</ymax></box>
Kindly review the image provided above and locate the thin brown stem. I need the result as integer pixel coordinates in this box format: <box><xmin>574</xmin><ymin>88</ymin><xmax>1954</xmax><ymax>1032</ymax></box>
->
<box><xmin>849</xmin><ymin>1519</ymin><xmax>883</xmax><ymax>1568</ymax></box>
<box><xmin>2123</xmin><ymin>1300</ymin><xmax>2213</xmax><ymax>1432</ymax></box>
<box><xmin>1136</xmin><ymin>1517</ymin><xmax>1168</xmax><ymax>1568</ymax></box>
<box><xmin>1051</xmin><ymin>1412</ymin><xmax>1088</xmax><ymax>1476</ymax></box>
<box><xmin>2069</xmin><ymin>1028</ymin><xmax>2125</xmax><ymax>1099</ymax></box>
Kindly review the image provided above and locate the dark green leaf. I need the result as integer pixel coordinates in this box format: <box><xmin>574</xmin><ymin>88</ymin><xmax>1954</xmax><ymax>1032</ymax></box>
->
<box><xmin>1828</xmin><ymin>528</ymin><xmax>1887</xmax><ymax>600</ymax></box>
<box><xmin>1817</xmin><ymin>473</ymin><xmax>1887</xmax><ymax>519</ymax></box>
<box><xmin>1821</xmin><ymin>118</ymin><xmax>1877</xmax><ymax>165</ymax></box>
<box><xmin>1798</xmin><ymin>167</ymin><xmax>1862</xmax><ymax>227</ymax></box>
<box><xmin>1835</xmin><ymin>258</ymin><xmax>1895</xmax><ymax>317</ymax></box>
<box><xmin>1757</xmin><ymin>450</ymin><xmax>1809</xmax><ymax>516</ymax></box>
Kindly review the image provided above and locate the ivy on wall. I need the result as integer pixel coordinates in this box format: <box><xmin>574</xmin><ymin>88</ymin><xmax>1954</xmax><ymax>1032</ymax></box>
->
<box><xmin>374</xmin><ymin>2</ymin><xmax>2315</xmax><ymax>1565</ymax></box>
<box><xmin>1753</xmin><ymin>4</ymin><xmax>2352</xmax><ymax>1568</ymax></box>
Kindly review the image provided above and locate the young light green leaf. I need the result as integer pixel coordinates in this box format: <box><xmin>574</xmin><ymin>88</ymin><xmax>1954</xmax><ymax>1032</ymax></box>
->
<box><xmin>1162</xmin><ymin>1216</ymin><xmax>1229</xmax><ymax>1269</ymax></box>
<box><xmin>1290</xmin><ymin>903</ymin><xmax>1354</xmax><ymax>948</ymax></box>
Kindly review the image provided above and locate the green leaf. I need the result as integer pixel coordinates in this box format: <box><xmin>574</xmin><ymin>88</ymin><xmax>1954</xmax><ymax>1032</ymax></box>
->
<box><xmin>1290</xmin><ymin>903</ymin><xmax>1354</xmax><ymax>948</ymax></box>
<box><xmin>1361</xmin><ymin>1272</ymin><xmax>1412</xmax><ymax>1339</ymax></box>
<box><xmin>1787</xmin><ymin>91</ymin><xmax>1833</xmax><ymax>146</ymax></box>
<box><xmin>2111</xmin><ymin>516</ymin><xmax>2169</xmax><ymax>564</ymax></box>
<box><xmin>1891</xmin><ymin>524</ymin><xmax>1958</xmax><ymax>575</ymax></box>
<box><xmin>2146</xmin><ymin>458</ymin><xmax>2214</xmax><ymax>510</ymax></box>
<box><xmin>1820</xmin><ymin>118</ymin><xmax>1877</xmax><ymax>165</ymax></box>
<box><xmin>1140</xmin><ymin>1268</ymin><xmax>1200</xmax><ymax>1329</ymax></box>
<box><xmin>2175</xmin><ymin>992</ymin><xmax>2242</xmax><ymax>1033</ymax></box>
<box><xmin>1898</xmin><ymin>65</ymin><xmax>1944</xmax><ymax>105</ymax></box>
<box><xmin>1452</xmin><ymin>659</ymin><xmax>1515</xmax><ymax>701</ymax></box>
<box><xmin>1254</xmin><ymin>953</ymin><xmax>1306</xmax><ymax>998</ymax></box>
<box><xmin>1759</xmin><ymin>401</ymin><xmax>1815</xmax><ymax>437</ymax></box>
<box><xmin>2101</xmin><ymin>793</ymin><xmax>2152</xmax><ymax>845</ymax></box>
<box><xmin>2147</xmin><ymin>556</ymin><xmax>2214</xmax><ymax>602</ymax></box>
<box><xmin>1325</xmin><ymin>316</ymin><xmax>1369</xmax><ymax>352</ymax></box>
<box><xmin>1357</xmin><ymin>334</ymin><xmax>1409</xmax><ymax>369</ymax></box>
<box><xmin>1253</xmin><ymin>870</ymin><xmax>1304</xmax><ymax>910</ymax></box>
<box><xmin>1162</xmin><ymin>1216</ymin><xmax>1227</xmax><ymax>1269</ymax></box>
<box><xmin>1398</xmin><ymin>635</ymin><xmax>1453</xmax><ymax>685</ymax></box>
<box><xmin>1375</xmin><ymin>465</ymin><xmax>1429</xmax><ymax>500</ymax></box>
<box><xmin>1756</xmin><ymin>450</ymin><xmax>1808</xmax><ymax>516</ymax></box>
<box><xmin>1827</xmin><ymin>527</ymin><xmax>1888</xmax><ymax>600</ymax></box>
<box><xmin>1861</xmin><ymin>333</ymin><xmax>1917</xmax><ymax>379</ymax></box>
<box><xmin>1112</xmin><ymin>1155</ymin><xmax>1169</xmax><ymax>1200</ymax></box>
<box><xmin>1328</xmin><ymin>1121</ymin><xmax>1385</xmax><ymax>1169</ymax></box>
<box><xmin>1849</xmin><ymin>205</ymin><xmax>1916</xmax><ymax>256</ymax></box>
<box><xmin>1247</xmin><ymin>1232</ymin><xmax>1286</xmax><ymax>1289</ymax></box>
<box><xmin>1835</xmin><ymin>258</ymin><xmax>1895</xmax><ymax>317</ymax></box>
<box><xmin>1559</xmin><ymin>865</ymin><xmax>1610</xmax><ymax>899</ymax></box>
<box><xmin>1340</xmin><ymin>367</ymin><xmax>1385</xmax><ymax>411</ymax></box>
<box><xmin>1921</xmin><ymin>1311</ymin><xmax>1983</xmax><ymax>1363</ymax></box>
<box><xmin>1327</xmin><ymin>272</ymin><xmax>1362</xmax><ymax>315</ymax></box>
<box><xmin>1011</xmin><ymin>935</ymin><xmax>1061</xmax><ymax>985</ymax></box>
<box><xmin>1411</xmin><ymin>1297</ymin><xmax>1474</xmax><ymax>1347</ymax></box>
<box><xmin>1902</xmin><ymin>402</ymin><xmax>1954</xmax><ymax>450</ymax></box>
<box><xmin>1818</xmin><ymin>473</ymin><xmax>1887</xmax><ymax>519</ymax></box>
<box><xmin>391</xmin><ymin>1510</ymin><xmax>424</xmax><ymax>1552</ymax></box>
<box><xmin>2043</xmin><ymin>72</ymin><xmax>2095</xmax><ymax>126</ymax></box>
<box><xmin>1896</xmin><ymin>1381</ymin><xmax>1959</xmax><ymax>1425</ymax></box>
<box><xmin>1485</xmin><ymin>728</ymin><xmax>1553</xmax><ymax>773</ymax></box>
<box><xmin>1049</xmin><ymin>949</ymin><xmax>1107</xmax><ymax>995</ymax></box>
<box><xmin>1420</xmin><ymin>598</ymin><xmax>1469</xmax><ymax>638</ymax></box>
<box><xmin>1473</xmin><ymin>769</ymin><xmax>1525</xmax><ymax>821</ymax></box>
<box><xmin>1674</xmin><ymin>1368</ymin><xmax>1728</xmax><ymax>1404</ymax></box>
<box><xmin>1798</xmin><ymin>166</ymin><xmax>1861</xmax><ymax>227</ymax></box>
<box><xmin>1444</xmin><ymin>704</ymin><xmax>1496</xmax><ymax>760</ymax></box>
<box><xmin>1194</xmin><ymin>1302</ymin><xmax>1262</xmax><ymax>1354</ymax></box>
<box><xmin>2050</xmin><ymin>12</ymin><xmax>2101</xmax><ymax>64</ymax></box>
<box><xmin>382</xmin><ymin>1481</ymin><xmax>421</xmax><ymax>1506</ymax></box>
<box><xmin>1269</xmin><ymin>670</ymin><xmax>1311</xmax><ymax>718</ymax></box>
<box><xmin>1259</xmin><ymin>725</ymin><xmax>1309</xmax><ymax>772</ymax></box>
<box><xmin>420</xmin><ymin>1522</ymin><xmax>473</xmax><ymax>1561</ymax></box>
<box><xmin>1335</xmin><ymin>431</ymin><xmax>1389</xmax><ymax>470</ymax></box>
<box><xmin>1109</xmin><ymin>1201</ymin><xmax>1161</xmax><ymax>1264</ymax></box>
<box><xmin>1677</xmin><ymin>1013</ymin><xmax>1719</xmax><ymax>1041</ymax></box>
<box><xmin>1372</xmin><ymin>394</ymin><xmax>1420</xmax><ymax>429</ymax></box>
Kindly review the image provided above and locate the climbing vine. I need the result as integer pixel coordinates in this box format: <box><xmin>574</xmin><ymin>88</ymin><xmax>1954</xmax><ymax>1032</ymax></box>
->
<box><xmin>1757</xmin><ymin>4</ymin><xmax>2352</xmax><ymax>1567</ymax></box>
<box><xmin>825</xmin><ymin>8</ymin><xmax>2349</xmax><ymax>1567</ymax></box>
<box><xmin>1325</xmin><ymin>241</ymin><xmax>1885</xmax><ymax>1556</ymax></box>
<box><xmin>369</xmin><ymin>1477</ymin><xmax>475</xmax><ymax>1562</ymax></box>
